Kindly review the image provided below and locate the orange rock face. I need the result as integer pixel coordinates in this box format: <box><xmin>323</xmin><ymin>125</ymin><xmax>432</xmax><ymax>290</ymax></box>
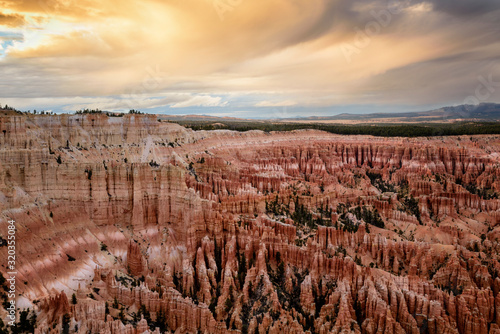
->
<box><xmin>0</xmin><ymin>114</ymin><xmax>500</xmax><ymax>334</ymax></box>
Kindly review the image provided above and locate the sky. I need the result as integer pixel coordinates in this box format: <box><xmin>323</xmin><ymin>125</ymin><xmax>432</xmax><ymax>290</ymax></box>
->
<box><xmin>0</xmin><ymin>0</ymin><xmax>499</xmax><ymax>118</ymax></box>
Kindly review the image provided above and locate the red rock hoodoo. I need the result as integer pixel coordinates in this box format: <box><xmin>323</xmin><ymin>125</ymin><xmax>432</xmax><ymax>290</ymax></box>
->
<box><xmin>0</xmin><ymin>114</ymin><xmax>499</xmax><ymax>333</ymax></box>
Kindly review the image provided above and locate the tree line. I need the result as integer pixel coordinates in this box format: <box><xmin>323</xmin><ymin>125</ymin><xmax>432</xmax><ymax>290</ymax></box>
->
<box><xmin>174</xmin><ymin>120</ymin><xmax>500</xmax><ymax>137</ymax></box>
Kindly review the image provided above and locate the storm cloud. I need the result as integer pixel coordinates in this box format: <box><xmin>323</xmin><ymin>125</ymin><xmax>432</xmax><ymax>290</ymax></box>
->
<box><xmin>0</xmin><ymin>0</ymin><xmax>498</xmax><ymax>114</ymax></box>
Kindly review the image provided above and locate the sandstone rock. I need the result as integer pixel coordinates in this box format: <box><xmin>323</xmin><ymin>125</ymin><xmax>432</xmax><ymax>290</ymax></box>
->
<box><xmin>1</xmin><ymin>115</ymin><xmax>500</xmax><ymax>333</ymax></box>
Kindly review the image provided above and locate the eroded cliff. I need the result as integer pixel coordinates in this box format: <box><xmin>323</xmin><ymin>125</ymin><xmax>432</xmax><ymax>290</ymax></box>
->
<box><xmin>0</xmin><ymin>114</ymin><xmax>499</xmax><ymax>334</ymax></box>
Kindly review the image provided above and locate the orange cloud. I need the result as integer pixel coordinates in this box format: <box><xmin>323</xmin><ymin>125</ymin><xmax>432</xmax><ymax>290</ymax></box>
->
<box><xmin>0</xmin><ymin>12</ymin><xmax>25</xmax><ymax>27</ymax></box>
<box><xmin>0</xmin><ymin>0</ymin><xmax>498</xmax><ymax>111</ymax></box>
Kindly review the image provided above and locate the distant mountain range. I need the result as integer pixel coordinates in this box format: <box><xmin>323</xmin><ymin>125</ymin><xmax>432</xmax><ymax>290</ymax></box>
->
<box><xmin>160</xmin><ymin>103</ymin><xmax>500</xmax><ymax>123</ymax></box>
<box><xmin>159</xmin><ymin>114</ymin><xmax>251</xmax><ymax>122</ymax></box>
<box><xmin>277</xmin><ymin>103</ymin><xmax>500</xmax><ymax>123</ymax></box>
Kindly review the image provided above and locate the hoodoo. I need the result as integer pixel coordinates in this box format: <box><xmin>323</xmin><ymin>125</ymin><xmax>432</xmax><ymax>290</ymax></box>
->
<box><xmin>0</xmin><ymin>114</ymin><xmax>499</xmax><ymax>333</ymax></box>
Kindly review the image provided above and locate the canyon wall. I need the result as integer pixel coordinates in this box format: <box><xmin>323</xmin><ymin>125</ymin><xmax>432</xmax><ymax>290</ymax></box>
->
<box><xmin>0</xmin><ymin>114</ymin><xmax>499</xmax><ymax>333</ymax></box>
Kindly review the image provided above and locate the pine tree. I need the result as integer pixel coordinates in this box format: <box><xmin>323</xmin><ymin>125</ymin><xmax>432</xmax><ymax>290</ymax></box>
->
<box><xmin>62</xmin><ymin>313</ymin><xmax>71</xmax><ymax>334</ymax></box>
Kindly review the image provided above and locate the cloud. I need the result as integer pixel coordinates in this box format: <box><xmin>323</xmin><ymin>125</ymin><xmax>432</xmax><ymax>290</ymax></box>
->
<box><xmin>422</xmin><ymin>0</ymin><xmax>500</xmax><ymax>16</ymax></box>
<box><xmin>255</xmin><ymin>100</ymin><xmax>297</xmax><ymax>107</ymax></box>
<box><xmin>0</xmin><ymin>93</ymin><xmax>228</xmax><ymax>112</ymax></box>
<box><xmin>0</xmin><ymin>0</ymin><xmax>498</xmax><ymax>114</ymax></box>
<box><xmin>0</xmin><ymin>12</ymin><xmax>25</xmax><ymax>27</ymax></box>
<box><xmin>170</xmin><ymin>95</ymin><xmax>227</xmax><ymax>108</ymax></box>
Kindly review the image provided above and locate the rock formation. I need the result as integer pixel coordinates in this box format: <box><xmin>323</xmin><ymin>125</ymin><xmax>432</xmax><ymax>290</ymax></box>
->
<box><xmin>0</xmin><ymin>114</ymin><xmax>499</xmax><ymax>333</ymax></box>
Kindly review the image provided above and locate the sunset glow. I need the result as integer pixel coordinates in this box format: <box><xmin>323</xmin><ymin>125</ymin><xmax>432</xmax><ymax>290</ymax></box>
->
<box><xmin>0</xmin><ymin>0</ymin><xmax>499</xmax><ymax>116</ymax></box>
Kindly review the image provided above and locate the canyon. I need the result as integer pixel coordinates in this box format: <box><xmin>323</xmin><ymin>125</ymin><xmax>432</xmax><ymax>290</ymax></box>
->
<box><xmin>0</xmin><ymin>113</ymin><xmax>499</xmax><ymax>334</ymax></box>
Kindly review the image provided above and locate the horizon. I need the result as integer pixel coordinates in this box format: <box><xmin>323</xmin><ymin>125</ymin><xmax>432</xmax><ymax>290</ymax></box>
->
<box><xmin>0</xmin><ymin>0</ymin><xmax>499</xmax><ymax>117</ymax></box>
<box><xmin>2</xmin><ymin>102</ymin><xmax>499</xmax><ymax>121</ymax></box>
